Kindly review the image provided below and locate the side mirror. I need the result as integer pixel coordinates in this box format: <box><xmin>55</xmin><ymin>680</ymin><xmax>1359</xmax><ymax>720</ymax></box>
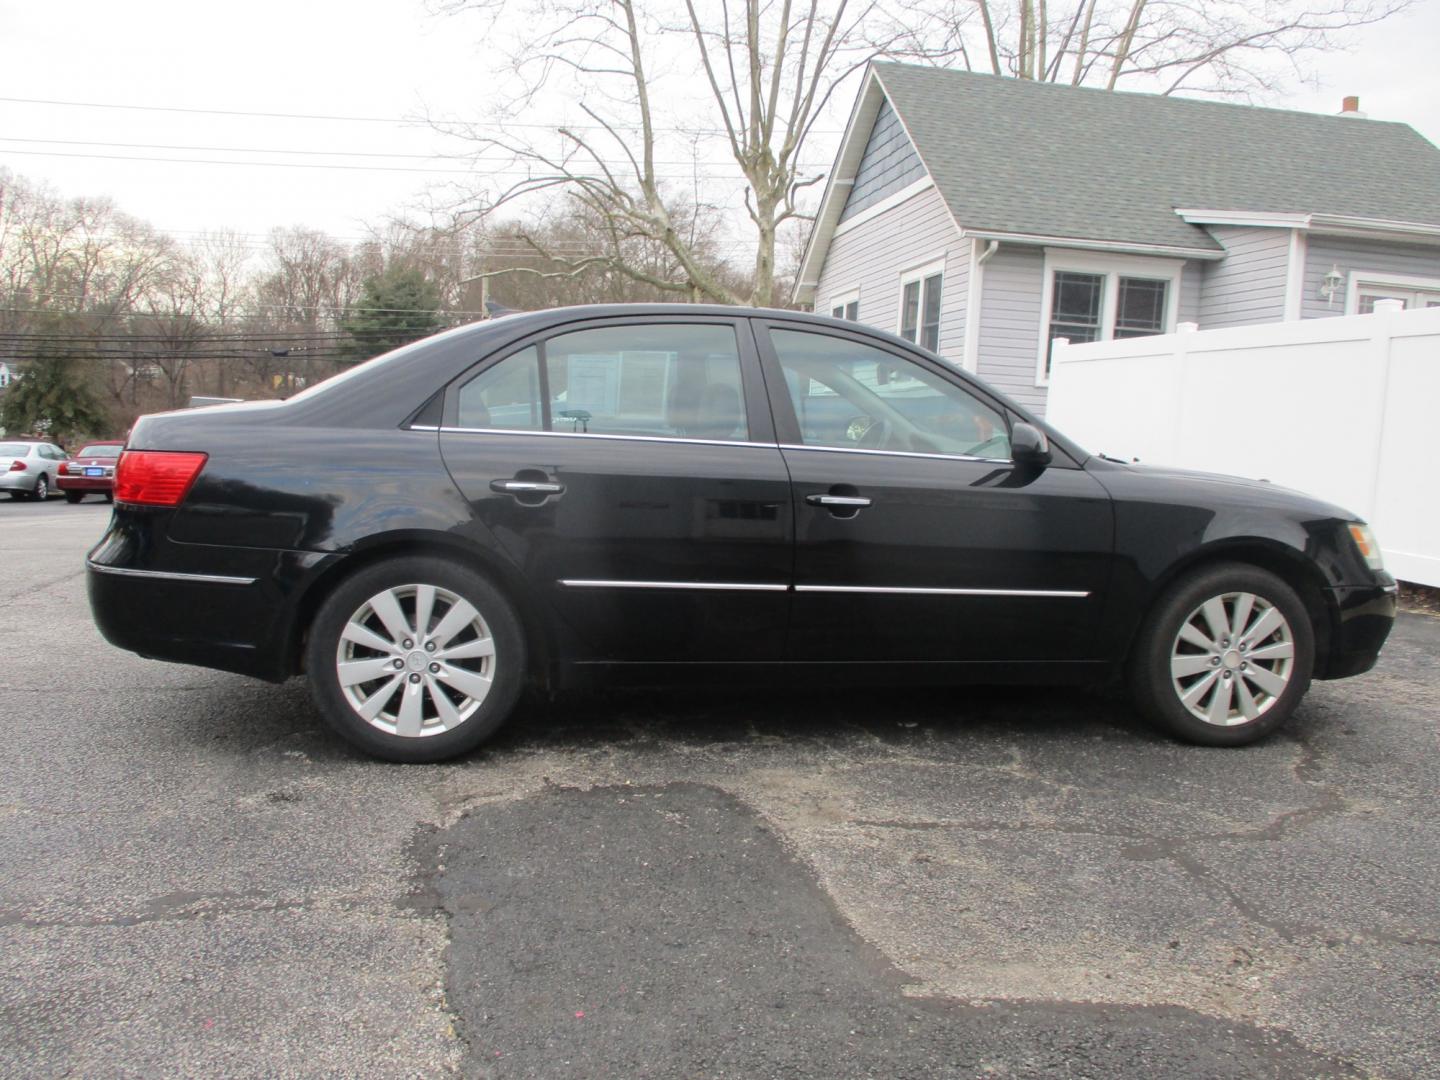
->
<box><xmin>1011</xmin><ymin>421</ymin><xmax>1052</xmax><ymax>468</ymax></box>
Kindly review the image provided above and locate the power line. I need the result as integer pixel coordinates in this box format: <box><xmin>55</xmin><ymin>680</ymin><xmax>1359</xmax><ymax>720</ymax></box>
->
<box><xmin>0</xmin><ymin>147</ymin><xmax>789</xmax><ymax>181</ymax></box>
<box><xmin>0</xmin><ymin>135</ymin><xmax>828</xmax><ymax>171</ymax></box>
<box><xmin>0</xmin><ymin>94</ymin><xmax>843</xmax><ymax>135</ymax></box>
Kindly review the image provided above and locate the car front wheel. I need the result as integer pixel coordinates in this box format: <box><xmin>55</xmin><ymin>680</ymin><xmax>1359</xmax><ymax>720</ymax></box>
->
<box><xmin>305</xmin><ymin>556</ymin><xmax>527</xmax><ymax>762</ymax></box>
<box><xmin>32</xmin><ymin>475</ymin><xmax>49</xmax><ymax>501</ymax></box>
<box><xmin>1130</xmin><ymin>563</ymin><xmax>1314</xmax><ymax>746</ymax></box>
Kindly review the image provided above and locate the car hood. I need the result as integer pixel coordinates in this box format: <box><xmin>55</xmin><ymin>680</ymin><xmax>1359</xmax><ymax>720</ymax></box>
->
<box><xmin>1087</xmin><ymin>458</ymin><xmax>1360</xmax><ymax>521</ymax></box>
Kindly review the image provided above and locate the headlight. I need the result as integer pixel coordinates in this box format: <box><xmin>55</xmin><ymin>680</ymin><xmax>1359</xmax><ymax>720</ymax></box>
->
<box><xmin>1347</xmin><ymin>522</ymin><xmax>1384</xmax><ymax>572</ymax></box>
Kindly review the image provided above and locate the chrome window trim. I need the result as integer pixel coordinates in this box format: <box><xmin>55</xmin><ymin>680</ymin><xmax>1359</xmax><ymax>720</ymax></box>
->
<box><xmin>779</xmin><ymin>442</ymin><xmax>1010</xmax><ymax>465</ymax></box>
<box><xmin>87</xmin><ymin>561</ymin><xmax>257</xmax><ymax>586</ymax></box>
<box><xmin>560</xmin><ymin>579</ymin><xmax>789</xmax><ymax>592</ymax></box>
<box><xmin>409</xmin><ymin>424</ymin><xmax>440</xmax><ymax>432</ymax></box>
<box><xmin>795</xmin><ymin>585</ymin><xmax>1090</xmax><ymax>598</ymax></box>
<box><xmin>438</xmin><ymin>426</ymin><xmax>776</xmax><ymax>450</ymax></box>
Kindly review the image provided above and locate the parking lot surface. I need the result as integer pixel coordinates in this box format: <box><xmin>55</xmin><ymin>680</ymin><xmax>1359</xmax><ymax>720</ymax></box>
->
<box><xmin>1</xmin><ymin>499</ymin><xmax>1436</xmax><ymax>1078</ymax></box>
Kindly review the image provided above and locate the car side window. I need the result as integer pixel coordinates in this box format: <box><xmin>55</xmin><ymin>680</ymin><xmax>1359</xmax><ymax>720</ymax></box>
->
<box><xmin>543</xmin><ymin>324</ymin><xmax>747</xmax><ymax>441</ymax></box>
<box><xmin>769</xmin><ymin>328</ymin><xmax>1010</xmax><ymax>459</ymax></box>
<box><xmin>456</xmin><ymin>346</ymin><xmax>543</xmax><ymax>431</ymax></box>
<box><xmin>455</xmin><ymin>325</ymin><xmax>749</xmax><ymax>442</ymax></box>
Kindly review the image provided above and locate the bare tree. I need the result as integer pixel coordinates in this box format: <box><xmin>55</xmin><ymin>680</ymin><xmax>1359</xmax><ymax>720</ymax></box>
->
<box><xmin>891</xmin><ymin>0</ymin><xmax>1409</xmax><ymax>97</ymax></box>
<box><xmin>437</xmin><ymin>0</ymin><xmax>936</xmax><ymax>307</ymax></box>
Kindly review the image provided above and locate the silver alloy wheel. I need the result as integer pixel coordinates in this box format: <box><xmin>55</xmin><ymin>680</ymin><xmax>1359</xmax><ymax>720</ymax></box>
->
<box><xmin>1169</xmin><ymin>591</ymin><xmax>1295</xmax><ymax>726</ymax></box>
<box><xmin>34</xmin><ymin>475</ymin><xmax>47</xmax><ymax>500</ymax></box>
<box><xmin>335</xmin><ymin>583</ymin><xmax>496</xmax><ymax>738</ymax></box>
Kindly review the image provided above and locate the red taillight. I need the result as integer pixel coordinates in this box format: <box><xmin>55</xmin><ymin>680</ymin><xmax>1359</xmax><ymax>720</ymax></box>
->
<box><xmin>58</xmin><ymin>461</ymin><xmax>70</xmax><ymax>475</ymax></box>
<box><xmin>7</xmin><ymin>460</ymin><xmax>25</xmax><ymax>472</ymax></box>
<box><xmin>114</xmin><ymin>450</ymin><xmax>208</xmax><ymax>507</ymax></box>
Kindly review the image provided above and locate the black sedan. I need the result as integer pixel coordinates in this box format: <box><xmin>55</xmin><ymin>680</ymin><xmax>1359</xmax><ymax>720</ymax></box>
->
<box><xmin>87</xmin><ymin>306</ymin><xmax>1397</xmax><ymax>762</ymax></box>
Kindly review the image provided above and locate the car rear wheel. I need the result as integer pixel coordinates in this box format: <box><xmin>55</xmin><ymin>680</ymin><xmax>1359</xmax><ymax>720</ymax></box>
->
<box><xmin>1130</xmin><ymin>563</ymin><xmax>1314</xmax><ymax>746</ymax></box>
<box><xmin>64</xmin><ymin>491</ymin><xmax>84</xmax><ymax>504</ymax></box>
<box><xmin>305</xmin><ymin>556</ymin><xmax>526</xmax><ymax>762</ymax></box>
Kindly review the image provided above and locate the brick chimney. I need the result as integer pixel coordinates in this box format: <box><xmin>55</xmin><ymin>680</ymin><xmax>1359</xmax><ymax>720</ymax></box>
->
<box><xmin>1339</xmin><ymin>95</ymin><xmax>1367</xmax><ymax>119</ymax></box>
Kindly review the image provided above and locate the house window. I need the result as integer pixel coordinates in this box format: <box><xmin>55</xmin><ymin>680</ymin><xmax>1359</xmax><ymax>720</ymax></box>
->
<box><xmin>898</xmin><ymin>261</ymin><xmax>944</xmax><ymax>352</ymax></box>
<box><xmin>1115</xmin><ymin>277</ymin><xmax>1169</xmax><ymax>337</ymax></box>
<box><xmin>829</xmin><ymin>290</ymin><xmax>860</xmax><ymax>321</ymax></box>
<box><xmin>1038</xmin><ymin>252</ymin><xmax>1181</xmax><ymax>384</ymax></box>
<box><xmin>1348</xmin><ymin>272</ymin><xmax>1440</xmax><ymax>314</ymax></box>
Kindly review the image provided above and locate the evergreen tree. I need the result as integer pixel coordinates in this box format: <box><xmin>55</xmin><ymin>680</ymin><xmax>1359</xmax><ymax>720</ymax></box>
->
<box><xmin>1</xmin><ymin>325</ymin><xmax>111</xmax><ymax>442</ymax></box>
<box><xmin>342</xmin><ymin>267</ymin><xmax>444</xmax><ymax>362</ymax></box>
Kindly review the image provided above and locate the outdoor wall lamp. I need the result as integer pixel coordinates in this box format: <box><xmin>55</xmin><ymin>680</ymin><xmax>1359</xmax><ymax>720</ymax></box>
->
<box><xmin>1319</xmin><ymin>264</ymin><xmax>1344</xmax><ymax>306</ymax></box>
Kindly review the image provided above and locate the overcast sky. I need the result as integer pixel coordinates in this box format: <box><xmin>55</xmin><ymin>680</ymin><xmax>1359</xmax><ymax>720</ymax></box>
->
<box><xmin>3</xmin><ymin>0</ymin><xmax>1437</xmax><ymax>249</ymax></box>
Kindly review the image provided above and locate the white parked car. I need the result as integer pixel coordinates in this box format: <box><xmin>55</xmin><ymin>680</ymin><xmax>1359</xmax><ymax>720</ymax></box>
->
<box><xmin>1</xmin><ymin>440</ymin><xmax>70</xmax><ymax>501</ymax></box>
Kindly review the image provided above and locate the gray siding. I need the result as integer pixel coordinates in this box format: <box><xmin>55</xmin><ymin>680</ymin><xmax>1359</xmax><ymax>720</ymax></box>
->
<box><xmin>814</xmin><ymin>184</ymin><xmax>967</xmax><ymax>366</ymax></box>
<box><xmin>975</xmin><ymin>245</ymin><xmax>1047</xmax><ymax>414</ymax></box>
<box><xmin>1199</xmin><ymin>226</ymin><xmax>1290</xmax><ymax>327</ymax></box>
<box><xmin>1177</xmin><ymin>260</ymin><xmax>1202</xmax><ymax>324</ymax></box>
<box><xmin>1301</xmin><ymin>235</ymin><xmax>1440</xmax><ymax>319</ymax></box>
<box><xmin>839</xmin><ymin>98</ymin><xmax>926</xmax><ymax>222</ymax></box>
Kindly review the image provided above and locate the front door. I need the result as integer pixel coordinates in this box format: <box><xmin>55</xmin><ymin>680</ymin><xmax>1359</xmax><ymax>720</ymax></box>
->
<box><xmin>756</xmin><ymin>321</ymin><xmax>1114</xmax><ymax>664</ymax></box>
<box><xmin>439</xmin><ymin>318</ymin><xmax>792</xmax><ymax>662</ymax></box>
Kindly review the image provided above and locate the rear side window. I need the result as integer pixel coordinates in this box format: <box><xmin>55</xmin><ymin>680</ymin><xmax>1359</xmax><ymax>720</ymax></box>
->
<box><xmin>455</xmin><ymin>324</ymin><xmax>748</xmax><ymax>442</ymax></box>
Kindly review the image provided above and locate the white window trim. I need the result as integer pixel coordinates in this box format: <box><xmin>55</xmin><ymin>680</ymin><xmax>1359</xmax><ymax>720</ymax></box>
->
<box><xmin>827</xmin><ymin>288</ymin><xmax>861</xmax><ymax>320</ymax></box>
<box><xmin>897</xmin><ymin>257</ymin><xmax>947</xmax><ymax>346</ymax></box>
<box><xmin>1344</xmin><ymin>270</ymin><xmax>1440</xmax><ymax>314</ymax></box>
<box><xmin>1035</xmin><ymin>250</ymin><xmax>1182</xmax><ymax>386</ymax></box>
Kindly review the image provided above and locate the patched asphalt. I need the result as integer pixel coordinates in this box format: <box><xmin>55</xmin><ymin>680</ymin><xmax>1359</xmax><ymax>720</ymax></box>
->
<box><xmin>1</xmin><ymin>501</ymin><xmax>1437</xmax><ymax>1078</ymax></box>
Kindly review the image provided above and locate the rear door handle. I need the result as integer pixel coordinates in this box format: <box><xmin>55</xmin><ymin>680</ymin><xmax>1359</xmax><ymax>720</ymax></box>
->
<box><xmin>805</xmin><ymin>494</ymin><xmax>871</xmax><ymax>508</ymax></box>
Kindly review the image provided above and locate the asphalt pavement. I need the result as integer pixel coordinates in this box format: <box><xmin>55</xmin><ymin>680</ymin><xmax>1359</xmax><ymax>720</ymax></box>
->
<box><xmin>0</xmin><ymin>498</ymin><xmax>1436</xmax><ymax>1078</ymax></box>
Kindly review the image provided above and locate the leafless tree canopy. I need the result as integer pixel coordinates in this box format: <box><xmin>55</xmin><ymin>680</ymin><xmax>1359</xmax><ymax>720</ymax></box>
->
<box><xmin>435</xmin><ymin>0</ymin><xmax>1406</xmax><ymax>307</ymax></box>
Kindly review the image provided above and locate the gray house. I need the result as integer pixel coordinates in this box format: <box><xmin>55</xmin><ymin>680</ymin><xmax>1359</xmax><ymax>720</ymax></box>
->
<box><xmin>796</xmin><ymin>64</ymin><xmax>1440</xmax><ymax>413</ymax></box>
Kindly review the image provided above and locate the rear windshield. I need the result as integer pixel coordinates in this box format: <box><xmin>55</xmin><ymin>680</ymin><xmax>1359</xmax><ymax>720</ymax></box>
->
<box><xmin>77</xmin><ymin>444</ymin><xmax>122</xmax><ymax>458</ymax></box>
<box><xmin>0</xmin><ymin>443</ymin><xmax>34</xmax><ymax>456</ymax></box>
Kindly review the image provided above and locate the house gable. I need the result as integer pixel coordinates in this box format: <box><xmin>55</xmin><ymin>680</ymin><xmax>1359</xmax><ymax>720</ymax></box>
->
<box><xmin>839</xmin><ymin>98</ymin><xmax>927</xmax><ymax>223</ymax></box>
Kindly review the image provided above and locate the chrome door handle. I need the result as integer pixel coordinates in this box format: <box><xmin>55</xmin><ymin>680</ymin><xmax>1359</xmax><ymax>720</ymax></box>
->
<box><xmin>805</xmin><ymin>493</ymin><xmax>871</xmax><ymax>508</ymax></box>
<box><xmin>491</xmin><ymin>479</ymin><xmax>565</xmax><ymax>495</ymax></box>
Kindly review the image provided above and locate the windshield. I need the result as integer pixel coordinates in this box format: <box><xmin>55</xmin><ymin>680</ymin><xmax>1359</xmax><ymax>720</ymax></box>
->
<box><xmin>78</xmin><ymin>444</ymin><xmax>122</xmax><ymax>458</ymax></box>
<box><xmin>0</xmin><ymin>443</ymin><xmax>34</xmax><ymax>456</ymax></box>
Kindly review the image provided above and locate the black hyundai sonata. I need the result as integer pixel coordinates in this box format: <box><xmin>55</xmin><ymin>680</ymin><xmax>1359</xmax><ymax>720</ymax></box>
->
<box><xmin>87</xmin><ymin>305</ymin><xmax>1397</xmax><ymax>761</ymax></box>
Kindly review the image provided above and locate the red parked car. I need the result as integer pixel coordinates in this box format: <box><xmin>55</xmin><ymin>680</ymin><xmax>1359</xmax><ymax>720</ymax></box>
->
<box><xmin>57</xmin><ymin>440</ymin><xmax>124</xmax><ymax>503</ymax></box>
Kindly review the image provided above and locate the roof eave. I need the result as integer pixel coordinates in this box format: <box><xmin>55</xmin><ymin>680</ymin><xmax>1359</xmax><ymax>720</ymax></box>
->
<box><xmin>792</xmin><ymin>68</ymin><xmax>888</xmax><ymax>305</ymax></box>
<box><xmin>960</xmin><ymin>228</ymin><xmax>1225</xmax><ymax>261</ymax></box>
<box><xmin>1177</xmin><ymin>208</ymin><xmax>1440</xmax><ymax>244</ymax></box>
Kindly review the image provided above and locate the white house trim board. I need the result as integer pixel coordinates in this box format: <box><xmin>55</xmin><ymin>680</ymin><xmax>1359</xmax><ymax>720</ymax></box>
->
<box><xmin>831</xmin><ymin>177</ymin><xmax>935</xmax><ymax>239</ymax></box>
<box><xmin>1283</xmin><ymin>229</ymin><xmax>1307</xmax><ymax>321</ymax></box>
<box><xmin>1176</xmin><ymin>209</ymin><xmax>1312</xmax><ymax>229</ymax></box>
<box><xmin>1344</xmin><ymin>270</ymin><xmax>1440</xmax><ymax>315</ymax></box>
<box><xmin>963</xmin><ymin>229</ymin><xmax>1223</xmax><ymax>261</ymax></box>
<box><xmin>962</xmin><ymin>240</ymin><xmax>998</xmax><ymax>373</ymax></box>
<box><xmin>1034</xmin><ymin>249</ymin><xmax>1183</xmax><ymax>387</ymax></box>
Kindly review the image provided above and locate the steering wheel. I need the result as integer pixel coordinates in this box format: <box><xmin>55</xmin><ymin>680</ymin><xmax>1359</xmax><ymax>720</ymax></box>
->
<box><xmin>856</xmin><ymin>417</ymin><xmax>890</xmax><ymax>449</ymax></box>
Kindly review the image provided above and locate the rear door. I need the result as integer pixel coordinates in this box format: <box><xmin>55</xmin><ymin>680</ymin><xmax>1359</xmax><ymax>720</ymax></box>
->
<box><xmin>755</xmin><ymin>320</ymin><xmax>1115</xmax><ymax>664</ymax></box>
<box><xmin>438</xmin><ymin>316</ymin><xmax>793</xmax><ymax>662</ymax></box>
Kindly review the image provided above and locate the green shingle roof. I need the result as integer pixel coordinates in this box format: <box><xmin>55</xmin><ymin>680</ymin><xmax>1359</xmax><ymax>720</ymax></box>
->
<box><xmin>872</xmin><ymin>63</ymin><xmax>1440</xmax><ymax>252</ymax></box>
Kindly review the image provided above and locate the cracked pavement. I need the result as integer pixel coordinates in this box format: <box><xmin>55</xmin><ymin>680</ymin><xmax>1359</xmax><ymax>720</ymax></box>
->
<box><xmin>1</xmin><ymin>500</ymin><xmax>1437</xmax><ymax>1077</ymax></box>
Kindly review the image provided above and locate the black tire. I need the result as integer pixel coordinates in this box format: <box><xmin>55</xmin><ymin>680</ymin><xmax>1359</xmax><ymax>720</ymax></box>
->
<box><xmin>1129</xmin><ymin>562</ymin><xmax>1314</xmax><ymax>747</ymax></box>
<box><xmin>305</xmin><ymin>556</ymin><xmax>527</xmax><ymax>762</ymax></box>
<box><xmin>104</xmin><ymin>492</ymin><xmax>115</xmax><ymax>504</ymax></box>
<box><xmin>31</xmin><ymin>474</ymin><xmax>49</xmax><ymax>501</ymax></box>
<box><xmin>64</xmin><ymin>491</ymin><xmax>84</xmax><ymax>504</ymax></box>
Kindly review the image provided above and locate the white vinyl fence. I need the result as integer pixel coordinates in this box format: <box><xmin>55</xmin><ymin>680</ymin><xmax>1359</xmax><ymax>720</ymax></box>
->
<box><xmin>1047</xmin><ymin>301</ymin><xmax>1440</xmax><ymax>587</ymax></box>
